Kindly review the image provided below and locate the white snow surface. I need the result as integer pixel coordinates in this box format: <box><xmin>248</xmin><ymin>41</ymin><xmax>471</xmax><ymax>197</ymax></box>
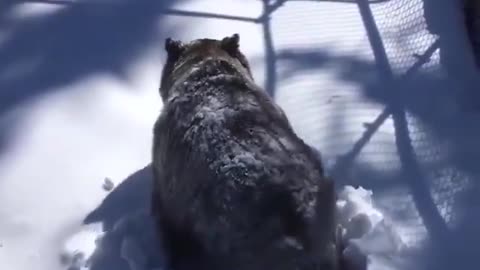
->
<box><xmin>1</xmin><ymin>0</ymin><xmax>480</xmax><ymax>270</ymax></box>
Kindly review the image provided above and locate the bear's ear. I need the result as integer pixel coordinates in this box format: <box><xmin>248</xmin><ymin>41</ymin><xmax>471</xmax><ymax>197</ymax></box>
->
<box><xmin>165</xmin><ymin>38</ymin><xmax>185</xmax><ymax>58</ymax></box>
<box><xmin>220</xmin><ymin>33</ymin><xmax>240</xmax><ymax>54</ymax></box>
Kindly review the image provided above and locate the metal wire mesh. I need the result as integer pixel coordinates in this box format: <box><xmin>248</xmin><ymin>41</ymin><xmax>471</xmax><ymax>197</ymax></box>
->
<box><xmin>261</xmin><ymin>0</ymin><xmax>480</xmax><ymax>256</ymax></box>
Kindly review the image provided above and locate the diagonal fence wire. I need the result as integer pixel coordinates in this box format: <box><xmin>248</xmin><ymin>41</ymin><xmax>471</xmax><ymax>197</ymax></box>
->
<box><xmin>349</xmin><ymin>0</ymin><xmax>450</xmax><ymax>243</ymax></box>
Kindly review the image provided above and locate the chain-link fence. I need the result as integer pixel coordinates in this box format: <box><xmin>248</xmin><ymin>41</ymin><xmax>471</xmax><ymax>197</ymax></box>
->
<box><xmin>256</xmin><ymin>0</ymin><xmax>480</xmax><ymax>268</ymax></box>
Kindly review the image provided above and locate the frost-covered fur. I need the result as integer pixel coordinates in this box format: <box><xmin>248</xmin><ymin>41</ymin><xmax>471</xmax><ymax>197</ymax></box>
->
<box><xmin>151</xmin><ymin>34</ymin><xmax>339</xmax><ymax>270</ymax></box>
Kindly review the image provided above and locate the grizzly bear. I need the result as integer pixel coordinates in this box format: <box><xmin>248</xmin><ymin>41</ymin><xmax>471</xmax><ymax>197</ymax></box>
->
<box><xmin>151</xmin><ymin>34</ymin><xmax>339</xmax><ymax>270</ymax></box>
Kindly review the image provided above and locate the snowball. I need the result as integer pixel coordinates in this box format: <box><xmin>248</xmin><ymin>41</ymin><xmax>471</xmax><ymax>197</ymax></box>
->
<box><xmin>102</xmin><ymin>177</ymin><xmax>115</xmax><ymax>191</ymax></box>
<box><xmin>337</xmin><ymin>186</ymin><xmax>383</xmax><ymax>228</ymax></box>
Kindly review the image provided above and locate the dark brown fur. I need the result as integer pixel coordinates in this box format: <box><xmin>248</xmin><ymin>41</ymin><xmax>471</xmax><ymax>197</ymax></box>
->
<box><xmin>151</xmin><ymin>34</ymin><xmax>339</xmax><ymax>270</ymax></box>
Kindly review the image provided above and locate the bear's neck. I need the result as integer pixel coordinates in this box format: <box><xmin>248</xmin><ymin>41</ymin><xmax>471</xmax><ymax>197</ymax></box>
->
<box><xmin>167</xmin><ymin>58</ymin><xmax>254</xmax><ymax>101</ymax></box>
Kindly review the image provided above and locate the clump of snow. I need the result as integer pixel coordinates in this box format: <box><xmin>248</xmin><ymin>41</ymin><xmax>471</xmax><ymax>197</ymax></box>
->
<box><xmin>337</xmin><ymin>186</ymin><xmax>384</xmax><ymax>235</ymax></box>
<box><xmin>337</xmin><ymin>186</ymin><xmax>406</xmax><ymax>270</ymax></box>
<box><xmin>102</xmin><ymin>177</ymin><xmax>115</xmax><ymax>192</ymax></box>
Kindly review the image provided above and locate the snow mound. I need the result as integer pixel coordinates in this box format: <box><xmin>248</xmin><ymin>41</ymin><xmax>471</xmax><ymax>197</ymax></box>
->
<box><xmin>60</xmin><ymin>185</ymin><xmax>406</xmax><ymax>270</ymax></box>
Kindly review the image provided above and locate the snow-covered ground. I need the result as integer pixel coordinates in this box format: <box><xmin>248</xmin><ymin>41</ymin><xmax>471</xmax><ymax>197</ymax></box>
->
<box><xmin>1</xmin><ymin>0</ymin><xmax>479</xmax><ymax>270</ymax></box>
